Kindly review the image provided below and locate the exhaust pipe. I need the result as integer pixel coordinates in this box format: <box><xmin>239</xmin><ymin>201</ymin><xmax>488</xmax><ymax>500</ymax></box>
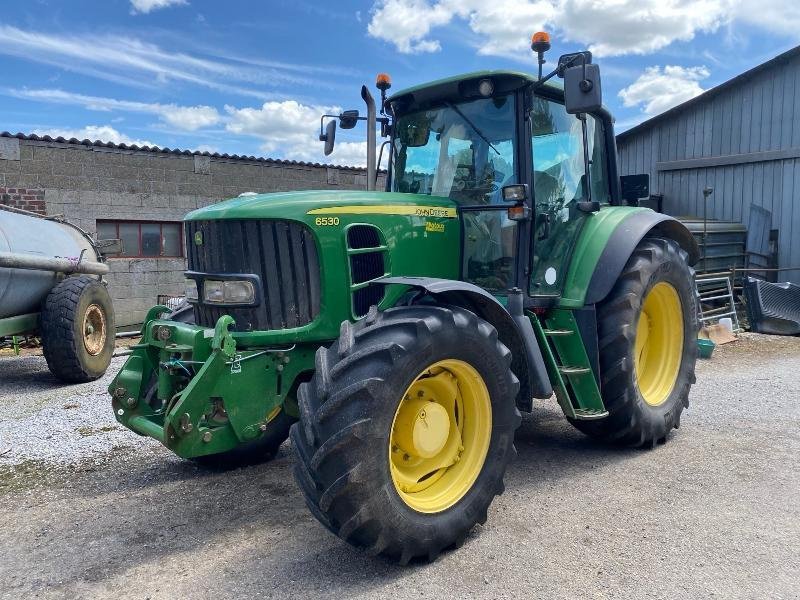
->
<box><xmin>0</xmin><ymin>251</ymin><xmax>109</xmax><ymax>275</ymax></box>
<box><xmin>361</xmin><ymin>85</ymin><xmax>377</xmax><ymax>191</ymax></box>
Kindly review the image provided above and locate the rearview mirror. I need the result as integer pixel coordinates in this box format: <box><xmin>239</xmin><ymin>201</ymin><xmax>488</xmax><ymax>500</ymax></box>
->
<box><xmin>321</xmin><ymin>120</ymin><xmax>336</xmax><ymax>156</ymax></box>
<box><xmin>398</xmin><ymin>116</ymin><xmax>431</xmax><ymax>147</ymax></box>
<box><xmin>339</xmin><ymin>110</ymin><xmax>359</xmax><ymax>130</ymax></box>
<box><xmin>563</xmin><ymin>63</ymin><xmax>602</xmax><ymax>115</ymax></box>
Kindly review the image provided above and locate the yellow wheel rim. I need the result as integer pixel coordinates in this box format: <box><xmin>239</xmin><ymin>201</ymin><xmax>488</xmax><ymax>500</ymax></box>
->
<box><xmin>634</xmin><ymin>282</ymin><xmax>684</xmax><ymax>406</ymax></box>
<box><xmin>389</xmin><ymin>359</ymin><xmax>492</xmax><ymax>514</ymax></box>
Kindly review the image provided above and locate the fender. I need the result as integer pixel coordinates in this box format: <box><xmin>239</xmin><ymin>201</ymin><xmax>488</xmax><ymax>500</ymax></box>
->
<box><xmin>377</xmin><ymin>276</ymin><xmax>553</xmax><ymax>408</ymax></box>
<box><xmin>561</xmin><ymin>208</ymin><xmax>700</xmax><ymax>307</ymax></box>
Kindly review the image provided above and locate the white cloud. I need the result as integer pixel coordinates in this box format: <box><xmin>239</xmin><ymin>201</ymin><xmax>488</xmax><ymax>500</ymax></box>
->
<box><xmin>9</xmin><ymin>88</ymin><xmax>220</xmax><ymax>131</ymax></box>
<box><xmin>468</xmin><ymin>1</ymin><xmax>556</xmax><ymax>56</ymax></box>
<box><xmin>31</xmin><ymin>125</ymin><xmax>155</xmax><ymax>147</ymax></box>
<box><xmin>618</xmin><ymin>65</ymin><xmax>710</xmax><ymax>115</ymax></box>
<box><xmin>736</xmin><ymin>0</ymin><xmax>800</xmax><ymax>36</ymax></box>
<box><xmin>225</xmin><ymin>100</ymin><xmax>368</xmax><ymax>166</ymax></box>
<box><xmin>130</xmin><ymin>0</ymin><xmax>187</xmax><ymax>14</ymax></box>
<box><xmin>367</xmin><ymin>0</ymin><xmax>798</xmax><ymax>59</ymax></box>
<box><xmin>0</xmin><ymin>26</ymin><xmax>338</xmax><ymax>100</ymax></box>
<box><xmin>368</xmin><ymin>0</ymin><xmax>454</xmax><ymax>53</ymax></box>
<box><xmin>158</xmin><ymin>105</ymin><xmax>220</xmax><ymax>130</ymax></box>
<box><xmin>556</xmin><ymin>0</ymin><xmax>733</xmax><ymax>57</ymax></box>
<box><xmin>367</xmin><ymin>0</ymin><xmax>552</xmax><ymax>56</ymax></box>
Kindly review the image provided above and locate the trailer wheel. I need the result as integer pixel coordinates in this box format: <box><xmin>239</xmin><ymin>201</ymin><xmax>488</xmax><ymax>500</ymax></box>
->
<box><xmin>292</xmin><ymin>305</ymin><xmax>520</xmax><ymax>563</ymax></box>
<box><xmin>41</xmin><ymin>275</ymin><xmax>115</xmax><ymax>383</ymax></box>
<box><xmin>569</xmin><ymin>237</ymin><xmax>698</xmax><ymax>447</ymax></box>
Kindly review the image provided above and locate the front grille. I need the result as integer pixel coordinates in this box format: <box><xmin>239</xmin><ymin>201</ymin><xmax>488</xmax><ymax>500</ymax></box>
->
<box><xmin>186</xmin><ymin>220</ymin><xmax>321</xmax><ymax>331</ymax></box>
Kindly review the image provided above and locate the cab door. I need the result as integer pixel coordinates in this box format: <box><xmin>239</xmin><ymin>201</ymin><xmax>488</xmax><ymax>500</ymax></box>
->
<box><xmin>528</xmin><ymin>96</ymin><xmax>611</xmax><ymax>298</ymax></box>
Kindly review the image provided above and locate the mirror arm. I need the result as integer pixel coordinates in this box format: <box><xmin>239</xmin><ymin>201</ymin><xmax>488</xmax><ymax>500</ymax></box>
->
<box><xmin>533</xmin><ymin>53</ymin><xmax>586</xmax><ymax>92</ymax></box>
<box><xmin>532</xmin><ymin>68</ymin><xmax>559</xmax><ymax>91</ymax></box>
<box><xmin>319</xmin><ymin>114</ymin><xmax>340</xmax><ymax>139</ymax></box>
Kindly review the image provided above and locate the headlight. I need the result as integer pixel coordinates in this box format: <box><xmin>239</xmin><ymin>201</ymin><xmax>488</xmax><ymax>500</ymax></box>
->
<box><xmin>184</xmin><ymin>279</ymin><xmax>199</xmax><ymax>301</ymax></box>
<box><xmin>203</xmin><ymin>280</ymin><xmax>256</xmax><ymax>305</ymax></box>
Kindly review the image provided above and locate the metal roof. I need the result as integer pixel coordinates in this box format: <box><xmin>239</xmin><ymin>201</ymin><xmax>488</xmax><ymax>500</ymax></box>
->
<box><xmin>0</xmin><ymin>131</ymin><xmax>369</xmax><ymax>171</ymax></box>
<box><xmin>617</xmin><ymin>44</ymin><xmax>800</xmax><ymax>141</ymax></box>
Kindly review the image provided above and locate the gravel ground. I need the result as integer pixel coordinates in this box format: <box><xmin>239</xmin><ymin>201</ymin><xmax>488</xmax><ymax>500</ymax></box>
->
<box><xmin>0</xmin><ymin>334</ymin><xmax>798</xmax><ymax>599</ymax></box>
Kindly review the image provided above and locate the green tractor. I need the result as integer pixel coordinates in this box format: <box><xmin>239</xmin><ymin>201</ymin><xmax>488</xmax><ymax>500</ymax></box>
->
<box><xmin>109</xmin><ymin>36</ymin><xmax>699</xmax><ymax>563</ymax></box>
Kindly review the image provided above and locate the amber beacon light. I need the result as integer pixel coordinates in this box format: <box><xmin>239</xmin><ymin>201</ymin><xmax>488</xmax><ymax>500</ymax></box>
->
<box><xmin>531</xmin><ymin>31</ymin><xmax>552</xmax><ymax>79</ymax></box>
<box><xmin>376</xmin><ymin>73</ymin><xmax>392</xmax><ymax>91</ymax></box>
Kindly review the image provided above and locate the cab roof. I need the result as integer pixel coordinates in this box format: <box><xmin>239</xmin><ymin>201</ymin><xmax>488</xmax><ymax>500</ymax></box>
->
<box><xmin>388</xmin><ymin>70</ymin><xmax>563</xmax><ymax>110</ymax></box>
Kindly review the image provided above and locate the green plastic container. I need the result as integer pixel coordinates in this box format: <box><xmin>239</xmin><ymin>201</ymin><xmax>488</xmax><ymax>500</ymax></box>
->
<box><xmin>697</xmin><ymin>338</ymin><xmax>716</xmax><ymax>359</ymax></box>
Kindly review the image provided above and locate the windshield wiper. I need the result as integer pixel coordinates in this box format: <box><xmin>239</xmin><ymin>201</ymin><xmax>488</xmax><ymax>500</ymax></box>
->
<box><xmin>445</xmin><ymin>102</ymin><xmax>500</xmax><ymax>156</ymax></box>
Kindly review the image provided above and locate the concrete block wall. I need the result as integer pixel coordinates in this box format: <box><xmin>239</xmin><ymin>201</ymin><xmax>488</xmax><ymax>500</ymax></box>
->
<box><xmin>0</xmin><ymin>135</ymin><xmax>384</xmax><ymax>326</ymax></box>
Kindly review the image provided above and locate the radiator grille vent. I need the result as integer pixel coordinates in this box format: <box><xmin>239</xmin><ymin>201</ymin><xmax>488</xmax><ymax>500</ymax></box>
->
<box><xmin>346</xmin><ymin>225</ymin><xmax>387</xmax><ymax>318</ymax></box>
<box><xmin>185</xmin><ymin>219</ymin><xmax>321</xmax><ymax>331</ymax></box>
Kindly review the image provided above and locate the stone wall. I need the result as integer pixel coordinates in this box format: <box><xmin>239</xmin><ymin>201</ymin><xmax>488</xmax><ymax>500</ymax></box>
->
<box><xmin>0</xmin><ymin>134</ymin><xmax>383</xmax><ymax>326</ymax></box>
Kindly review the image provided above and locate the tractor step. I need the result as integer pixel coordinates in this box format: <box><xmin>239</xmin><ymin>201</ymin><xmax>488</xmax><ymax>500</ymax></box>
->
<box><xmin>543</xmin><ymin>328</ymin><xmax>573</xmax><ymax>336</ymax></box>
<box><xmin>531</xmin><ymin>308</ymin><xmax>608</xmax><ymax>421</ymax></box>
<box><xmin>558</xmin><ymin>366</ymin><xmax>591</xmax><ymax>375</ymax></box>
<box><xmin>572</xmin><ymin>408</ymin><xmax>609</xmax><ymax>420</ymax></box>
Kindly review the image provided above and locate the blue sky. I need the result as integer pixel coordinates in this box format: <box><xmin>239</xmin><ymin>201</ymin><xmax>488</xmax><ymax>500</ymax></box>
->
<box><xmin>0</xmin><ymin>0</ymin><xmax>797</xmax><ymax>166</ymax></box>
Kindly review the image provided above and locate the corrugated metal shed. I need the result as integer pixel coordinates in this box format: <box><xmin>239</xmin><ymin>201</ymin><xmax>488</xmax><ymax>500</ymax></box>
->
<box><xmin>617</xmin><ymin>45</ymin><xmax>800</xmax><ymax>284</ymax></box>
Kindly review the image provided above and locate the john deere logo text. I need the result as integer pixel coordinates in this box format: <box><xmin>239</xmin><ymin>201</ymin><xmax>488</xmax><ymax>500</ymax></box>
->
<box><xmin>194</xmin><ymin>231</ymin><xmax>203</xmax><ymax>246</ymax></box>
<box><xmin>425</xmin><ymin>221</ymin><xmax>445</xmax><ymax>233</ymax></box>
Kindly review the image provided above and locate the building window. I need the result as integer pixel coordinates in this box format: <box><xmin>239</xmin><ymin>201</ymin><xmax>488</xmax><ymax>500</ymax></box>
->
<box><xmin>97</xmin><ymin>220</ymin><xmax>183</xmax><ymax>258</ymax></box>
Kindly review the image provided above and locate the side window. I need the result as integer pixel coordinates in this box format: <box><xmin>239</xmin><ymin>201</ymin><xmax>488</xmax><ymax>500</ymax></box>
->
<box><xmin>531</xmin><ymin>98</ymin><xmax>586</xmax><ymax>212</ymax></box>
<box><xmin>531</xmin><ymin>100</ymin><xmax>611</xmax><ymax>206</ymax></box>
<box><xmin>529</xmin><ymin>98</ymin><xmax>608</xmax><ymax>296</ymax></box>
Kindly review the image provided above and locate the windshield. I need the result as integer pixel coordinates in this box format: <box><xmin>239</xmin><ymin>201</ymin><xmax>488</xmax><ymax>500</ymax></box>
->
<box><xmin>391</xmin><ymin>94</ymin><xmax>516</xmax><ymax>205</ymax></box>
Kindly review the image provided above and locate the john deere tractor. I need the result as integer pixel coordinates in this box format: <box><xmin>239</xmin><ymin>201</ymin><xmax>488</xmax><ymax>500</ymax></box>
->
<box><xmin>109</xmin><ymin>35</ymin><xmax>699</xmax><ymax>563</ymax></box>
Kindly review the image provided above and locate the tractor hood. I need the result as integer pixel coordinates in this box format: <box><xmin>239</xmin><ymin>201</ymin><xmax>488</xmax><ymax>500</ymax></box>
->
<box><xmin>182</xmin><ymin>190</ymin><xmax>462</xmax><ymax>337</ymax></box>
<box><xmin>184</xmin><ymin>190</ymin><xmax>458</xmax><ymax>223</ymax></box>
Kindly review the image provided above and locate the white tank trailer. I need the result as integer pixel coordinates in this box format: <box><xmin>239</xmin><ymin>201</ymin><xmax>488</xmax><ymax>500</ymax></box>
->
<box><xmin>0</xmin><ymin>206</ymin><xmax>115</xmax><ymax>382</ymax></box>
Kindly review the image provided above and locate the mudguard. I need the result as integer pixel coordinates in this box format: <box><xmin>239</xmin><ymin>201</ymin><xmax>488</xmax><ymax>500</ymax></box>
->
<box><xmin>562</xmin><ymin>209</ymin><xmax>700</xmax><ymax>307</ymax></box>
<box><xmin>378</xmin><ymin>276</ymin><xmax>553</xmax><ymax>407</ymax></box>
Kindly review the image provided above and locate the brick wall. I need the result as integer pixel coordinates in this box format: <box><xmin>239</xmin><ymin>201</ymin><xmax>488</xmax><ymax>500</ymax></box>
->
<box><xmin>0</xmin><ymin>135</ymin><xmax>384</xmax><ymax>326</ymax></box>
<box><xmin>0</xmin><ymin>187</ymin><xmax>45</xmax><ymax>214</ymax></box>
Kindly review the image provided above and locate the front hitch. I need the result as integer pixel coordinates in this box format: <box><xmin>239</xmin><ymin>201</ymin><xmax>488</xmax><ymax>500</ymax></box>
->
<box><xmin>109</xmin><ymin>314</ymin><xmax>314</xmax><ymax>459</ymax></box>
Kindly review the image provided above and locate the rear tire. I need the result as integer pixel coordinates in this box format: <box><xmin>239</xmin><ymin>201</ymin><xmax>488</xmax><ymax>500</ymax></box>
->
<box><xmin>569</xmin><ymin>237</ymin><xmax>698</xmax><ymax>447</ymax></box>
<box><xmin>41</xmin><ymin>275</ymin><xmax>115</xmax><ymax>383</ymax></box>
<box><xmin>292</xmin><ymin>305</ymin><xmax>521</xmax><ymax>563</ymax></box>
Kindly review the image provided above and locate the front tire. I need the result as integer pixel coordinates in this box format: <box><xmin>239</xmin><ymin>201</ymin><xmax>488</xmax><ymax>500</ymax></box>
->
<box><xmin>291</xmin><ymin>305</ymin><xmax>521</xmax><ymax>563</ymax></box>
<box><xmin>569</xmin><ymin>237</ymin><xmax>698</xmax><ymax>447</ymax></box>
<box><xmin>41</xmin><ymin>275</ymin><xmax>115</xmax><ymax>383</ymax></box>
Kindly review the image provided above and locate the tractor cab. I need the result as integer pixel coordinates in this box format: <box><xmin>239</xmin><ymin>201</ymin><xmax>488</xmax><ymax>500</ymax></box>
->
<box><xmin>321</xmin><ymin>36</ymin><xmax>618</xmax><ymax>305</ymax></box>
